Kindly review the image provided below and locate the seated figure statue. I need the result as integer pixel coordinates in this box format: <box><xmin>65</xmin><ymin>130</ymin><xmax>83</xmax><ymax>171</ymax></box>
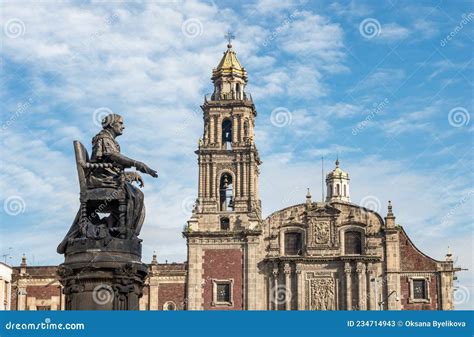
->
<box><xmin>57</xmin><ymin>113</ymin><xmax>158</xmax><ymax>254</ymax></box>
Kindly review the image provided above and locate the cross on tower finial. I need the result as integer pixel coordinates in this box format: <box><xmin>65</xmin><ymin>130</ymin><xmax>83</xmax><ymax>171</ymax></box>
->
<box><xmin>225</xmin><ymin>31</ymin><xmax>235</xmax><ymax>48</ymax></box>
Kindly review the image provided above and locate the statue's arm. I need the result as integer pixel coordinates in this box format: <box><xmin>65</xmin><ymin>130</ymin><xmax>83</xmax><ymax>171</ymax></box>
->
<box><xmin>104</xmin><ymin>152</ymin><xmax>158</xmax><ymax>178</ymax></box>
<box><xmin>104</xmin><ymin>152</ymin><xmax>135</xmax><ymax>168</ymax></box>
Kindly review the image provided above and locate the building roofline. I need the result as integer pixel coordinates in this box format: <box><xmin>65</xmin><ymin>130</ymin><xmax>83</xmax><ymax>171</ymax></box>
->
<box><xmin>398</xmin><ymin>226</ymin><xmax>449</xmax><ymax>265</ymax></box>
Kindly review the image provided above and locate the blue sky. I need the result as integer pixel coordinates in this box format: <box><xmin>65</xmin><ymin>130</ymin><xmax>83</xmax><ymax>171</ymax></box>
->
<box><xmin>1</xmin><ymin>0</ymin><xmax>473</xmax><ymax>309</ymax></box>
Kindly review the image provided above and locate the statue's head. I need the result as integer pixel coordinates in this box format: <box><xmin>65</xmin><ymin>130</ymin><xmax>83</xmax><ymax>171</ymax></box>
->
<box><xmin>102</xmin><ymin>113</ymin><xmax>125</xmax><ymax>136</ymax></box>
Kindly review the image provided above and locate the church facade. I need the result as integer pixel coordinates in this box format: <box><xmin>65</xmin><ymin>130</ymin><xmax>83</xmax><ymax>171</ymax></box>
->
<box><xmin>8</xmin><ymin>44</ymin><xmax>457</xmax><ymax>311</ymax></box>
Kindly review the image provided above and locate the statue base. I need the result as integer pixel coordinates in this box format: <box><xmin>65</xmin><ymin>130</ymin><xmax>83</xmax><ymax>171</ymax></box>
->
<box><xmin>58</xmin><ymin>237</ymin><xmax>148</xmax><ymax>310</ymax></box>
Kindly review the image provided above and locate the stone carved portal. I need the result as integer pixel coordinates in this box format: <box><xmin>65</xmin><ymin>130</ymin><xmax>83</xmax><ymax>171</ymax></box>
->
<box><xmin>310</xmin><ymin>219</ymin><xmax>330</xmax><ymax>244</ymax></box>
<box><xmin>310</xmin><ymin>278</ymin><xmax>335</xmax><ymax>310</ymax></box>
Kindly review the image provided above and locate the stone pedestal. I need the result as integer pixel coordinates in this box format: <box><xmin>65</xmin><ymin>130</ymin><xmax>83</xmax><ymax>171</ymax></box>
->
<box><xmin>57</xmin><ymin>237</ymin><xmax>148</xmax><ymax>310</ymax></box>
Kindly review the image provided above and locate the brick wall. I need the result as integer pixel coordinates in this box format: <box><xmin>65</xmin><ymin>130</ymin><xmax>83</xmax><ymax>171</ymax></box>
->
<box><xmin>400</xmin><ymin>275</ymin><xmax>439</xmax><ymax>310</ymax></box>
<box><xmin>158</xmin><ymin>283</ymin><xmax>186</xmax><ymax>310</ymax></box>
<box><xmin>202</xmin><ymin>249</ymin><xmax>243</xmax><ymax>310</ymax></box>
<box><xmin>399</xmin><ymin>230</ymin><xmax>437</xmax><ymax>271</ymax></box>
<box><xmin>26</xmin><ymin>285</ymin><xmax>62</xmax><ymax>299</ymax></box>
<box><xmin>399</xmin><ymin>229</ymin><xmax>439</xmax><ymax>310</ymax></box>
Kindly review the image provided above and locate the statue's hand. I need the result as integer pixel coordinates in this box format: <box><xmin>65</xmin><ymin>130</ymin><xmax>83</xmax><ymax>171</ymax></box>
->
<box><xmin>135</xmin><ymin>161</ymin><xmax>158</xmax><ymax>178</ymax></box>
<box><xmin>125</xmin><ymin>172</ymin><xmax>145</xmax><ymax>187</ymax></box>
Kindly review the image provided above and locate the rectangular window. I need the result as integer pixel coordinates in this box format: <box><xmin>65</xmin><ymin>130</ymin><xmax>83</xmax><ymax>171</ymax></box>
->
<box><xmin>36</xmin><ymin>306</ymin><xmax>51</xmax><ymax>310</ymax></box>
<box><xmin>285</xmin><ymin>232</ymin><xmax>302</xmax><ymax>255</ymax></box>
<box><xmin>344</xmin><ymin>231</ymin><xmax>362</xmax><ymax>255</ymax></box>
<box><xmin>216</xmin><ymin>283</ymin><xmax>230</xmax><ymax>303</ymax></box>
<box><xmin>413</xmin><ymin>280</ymin><xmax>426</xmax><ymax>299</ymax></box>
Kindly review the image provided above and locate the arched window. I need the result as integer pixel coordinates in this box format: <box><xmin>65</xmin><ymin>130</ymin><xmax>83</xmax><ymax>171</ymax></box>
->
<box><xmin>236</xmin><ymin>83</ymin><xmax>241</xmax><ymax>99</ymax></box>
<box><xmin>285</xmin><ymin>232</ymin><xmax>302</xmax><ymax>256</ymax></box>
<box><xmin>328</xmin><ymin>184</ymin><xmax>332</xmax><ymax>198</ymax></box>
<box><xmin>336</xmin><ymin>183</ymin><xmax>340</xmax><ymax>195</ymax></box>
<box><xmin>219</xmin><ymin>173</ymin><xmax>234</xmax><ymax>211</ymax></box>
<box><xmin>344</xmin><ymin>184</ymin><xmax>347</xmax><ymax>197</ymax></box>
<box><xmin>220</xmin><ymin>217</ymin><xmax>230</xmax><ymax>230</ymax></box>
<box><xmin>222</xmin><ymin>119</ymin><xmax>232</xmax><ymax>149</ymax></box>
<box><xmin>344</xmin><ymin>231</ymin><xmax>362</xmax><ymax>255</ymax></box>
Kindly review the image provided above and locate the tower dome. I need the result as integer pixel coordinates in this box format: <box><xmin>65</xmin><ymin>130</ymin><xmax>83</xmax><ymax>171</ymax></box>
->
<box><xmin>325</xmin><ymin>159</ymin><xmax>350</xmax><ymax>202</ymax></box>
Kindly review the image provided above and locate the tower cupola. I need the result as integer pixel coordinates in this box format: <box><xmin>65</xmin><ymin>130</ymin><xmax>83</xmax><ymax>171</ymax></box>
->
<box><xmin>326</xmin><ymin>159</ymin><xmax>350</xmax><ymax>202</ymax></box>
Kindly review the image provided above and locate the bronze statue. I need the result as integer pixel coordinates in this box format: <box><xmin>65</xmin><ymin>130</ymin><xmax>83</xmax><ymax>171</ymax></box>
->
<box><xmin>57</xmin><ymin>114</ymin><xmax>158</xmax><ymax>254</ymax></box>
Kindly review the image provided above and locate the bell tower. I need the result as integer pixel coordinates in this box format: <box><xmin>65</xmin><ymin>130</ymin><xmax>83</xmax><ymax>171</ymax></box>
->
<box><xmin>184</xmin><ymin>38</ymin><xmax>263</xmax><ymax>310</ymax></box>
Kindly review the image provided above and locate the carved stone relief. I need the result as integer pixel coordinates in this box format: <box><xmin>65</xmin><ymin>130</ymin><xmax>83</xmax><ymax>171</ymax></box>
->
<box><xmin>309</xmin><ymin>218</ymin><xmax>331</xmax><ymax>245</ymax></box>
<box><xmin>309</xmin><ymin>277</ymin><xmax>335</xmax><ymax>310</ymax></box>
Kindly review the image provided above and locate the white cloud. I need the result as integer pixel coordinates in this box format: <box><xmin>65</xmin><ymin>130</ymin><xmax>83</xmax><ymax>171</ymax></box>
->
<box><xmin>349</xmin><ymin>68</ymin><xmax>405</xmax><ymax>94</ymax></box>
<box><xmin>382</xmin><ymin>103</ymin><xmax>439</xmax><ymax>135</ymax></box>
<box><xmin>278</xmin><ymin>10</ymin><xmax>346</xmax><ymax>71</ymax></box>
<box><xmin>322</xmin><ymin>102</ymin><xmax>363</xmax><ymax>119</ymax></box>
<box><xmin>380</xmin><ymin>23</ymin><xmax>411</xmax><ymax>41</ymax></box>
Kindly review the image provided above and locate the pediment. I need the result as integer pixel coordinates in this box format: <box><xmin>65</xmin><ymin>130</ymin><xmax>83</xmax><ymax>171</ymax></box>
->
<box><xmin>306</xmin><ymin>204</ymin><xmax>341</xmax><ymax>218</ymax></box>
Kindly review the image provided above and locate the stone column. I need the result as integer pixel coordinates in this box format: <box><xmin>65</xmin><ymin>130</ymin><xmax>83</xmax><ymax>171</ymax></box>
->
<box><xmin>245</xmin><ymin>238</ymin><xmax>258</xmax><ymax>310</ymax></box>
<box><xmin>249</xmin><ymin>153</ymin><xmax>255</xmax><ymax>200</ymax></box>
<box><xmin>272</xmin><ymin>267</ymin><xmax>279</xmax><ymax>310</ymax></box>
<box><xmin>205</xmin><ymin>159</ymin><xmax>210</xmax><ymax>198</ymax></box>
<box><xmin>366</xmin><ymin>263</ymin><xmax>376</xmax><ymax>310</ymax></box>
<box><xmin>357</xmin><ymin>262</ymin><xmax>366</xmax><ymax>310</ymax></box>
<box><xmin>238</xmin><ymin>115</ymin><xmax>242</xmax><ymax>143</ymax></box>
<box><xmin>232</xmin><ymin>114</ymin><xmax>238</xmax><ymax>144</ymax></box>
<box><xmin>367</xmin><ymin>263</ymin><xmax>374</xmax><ymax>310</ymax></box>
<box><xmin>148</xmin><ymin>277</ymin><xmax>159</xmax><ymax>310</ymax></box>
<box><xmin>267</xmin><ymin>274</ymin><xmax>273</xmax><ymax>310</ymax></box>
<box><xmin>209</xmin><ymin>161</ymin><xmax>213</xmax><ymax>199</ymax></box>
<box><xmin>198</xmin><ymin>159</ymin><xmax>203</xmax><ymax>199</ymax></box>
<box><xmin>236</xmin><ymin>154</ymin><xmax>241</xmax><ymax>197</ymax></box>
<box><xmin>344</xmin><ymin>262</ymin><xmax>352</xmax><ymax>310</ymax></box>
<box><xmin>284</xmin><ymin>264</ymin><xmax>291</xmax><ymax>310</ymax></box>
<box><xmin>295</xmin><ymin>266</ymin><xmax>303</xmax><ymax>310</ymax></box>
<box><xmin>216</xmin><ymin>116</ymin><xmax>222</xmax><ymax>148</ymax></box>
<box><xmin>209</xmin><ymin>115</ymin><xmax>215</xmax><ymax>144</ymax></box>
<box><xmin>242</xmin><ymin>161</ymin><xmax>248</xmax><ymax>197</ymax></box>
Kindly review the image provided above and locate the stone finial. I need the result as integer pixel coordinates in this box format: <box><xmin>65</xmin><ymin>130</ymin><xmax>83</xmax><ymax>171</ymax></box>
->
<box><xmin>387</xmin><ymin>200</ymin><xmax>394</xmax><ymax>216</ymax></box>
<box><xmin>306</xmin><ymin>188</ymin><xmax>312</xmax><ymax>206</ymax></box>
<box><xmin>445</xmin><ymin>246</ymin><xmax>453</xmax><ymax>262</ymax></box>
<box><xmin>20</xmin><ymin>254</ymin><xmax>27</xmax><ymax>266</ymax></box>
<box><xmin>151</xmin><ymin>252</ymin><xmax>158</xmax><ymax>265</ymax></box>
<box><xmin>20</xmin><ymin>254</ymin><xmax>27</xmax><ymax>274</ymax></box>
<box><xmin>385</xmin><ymin>200</ymin><xmax>396</xmax><ymax>228</ymax></box>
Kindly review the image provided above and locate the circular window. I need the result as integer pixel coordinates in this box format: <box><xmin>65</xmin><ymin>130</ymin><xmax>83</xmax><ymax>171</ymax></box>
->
<box><xmin>163</xmin><ymin>301</ymin><xmax>176</xmax><ymax>311</ymax></box>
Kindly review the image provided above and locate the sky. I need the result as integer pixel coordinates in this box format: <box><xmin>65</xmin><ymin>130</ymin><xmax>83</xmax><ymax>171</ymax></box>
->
<box><xmin>0</xmin><ymin>0</ymin><xmax>473</xmax><ymax>309</ymax></box>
